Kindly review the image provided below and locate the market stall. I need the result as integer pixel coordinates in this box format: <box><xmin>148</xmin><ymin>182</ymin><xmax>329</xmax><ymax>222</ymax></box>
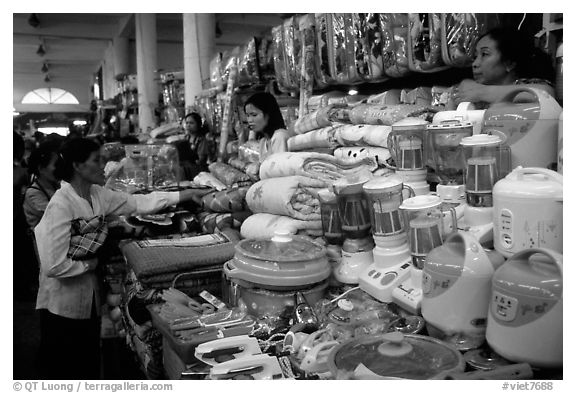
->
<box><xmin>95</xmin><ymin>12</ymin><xmax>563</xmax><ymax>381</ymax></box>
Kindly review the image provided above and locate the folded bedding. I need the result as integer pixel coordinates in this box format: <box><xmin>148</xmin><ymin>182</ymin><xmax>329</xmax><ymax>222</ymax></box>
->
<box><xmin>259</xmin><ymin>151</ymin><xmax>378</xmax><ymax>186</ymax></box>
<box><xmin>245</xmin><ymin>176</ymin><xmax>325</xmax><ymax>221</ymax></box>
<box><xmin>201</xmin><ymin>186</ymin><xmax>250</xmax><ymax>213</ymax></box>
<box><xmin>121</xmin><ymin>229</ymin><xmax>240</xmax><ymax>285</ymax></box>
<box><xmin>287</xmin><ymin>125</ymin><xmax>341</xmax><ymax>151</ymax></box>
<box><xmin>348</xmin><ymin>104</ymin><xmax>438</xmax><ymax>126</ymax></box>
<box><xmin>193</xmin><ymin>172</ymin><xmax>226</xmax><ymax>191</ymax></box>
<box><xmin>240</xmin><ymin>213</ymin><xmax>322</xmax><ymax>239</ymax></box>
<box><xmin>197</xmin><ymin>211</ymin><xmax>252</xmax><ymax>234</ymax></box>
<box><xmin>335</xmin><ymin>124</ymin><xmax>392</xmax><ymax>148</ymax></box>
<box><xmin>208</xmin><ymin>162</ymin><xmax>252</xmax><ymax>188</ymax></box>
<box><xmin>334</xmin><ymin>146</ymin><xmax>391</xmax><ymax>167</ymax></box>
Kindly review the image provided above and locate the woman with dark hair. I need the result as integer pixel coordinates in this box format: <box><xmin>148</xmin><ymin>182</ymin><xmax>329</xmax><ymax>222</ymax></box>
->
<box><xmin>452</xmin><ymin>26</ymin><xmax>556</xmax><ymax>107</ymax></box>
<box><xmin>182</xmin><ymin>111</ymin><xmax>214</xmax><ymax>168</ymax></box>
<box><xmin>23</xmin><ymin>139</ymin><xmax>62</xmax><ymax>229</ymax></box>
<box><xmin>34</xmin><ymin>138</ymin><xmax>207</xmax><ymax>379</ymax></box>
<box><xmin>244</xmin><ymin>92</ymin><xmax>289</xmax><ymax>160</ymax></box>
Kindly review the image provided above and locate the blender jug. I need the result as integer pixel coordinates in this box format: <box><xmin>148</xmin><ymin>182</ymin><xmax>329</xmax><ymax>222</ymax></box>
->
<box><xmin>318</xmin><ymin>189</ymin><xmax>343</xmax><ymax>245</ymax></box>
<box><xmin>400</xmin><ymin>195</ymin><xmax>457</xmax><ymax>269</ymax></box>
<box><xmin>332</xmin><ymin>173</ymin><xmax>373</xmax><ymax>239</ymax></box>
<box><xmin>426</xmin><ymin>120</ymin><xmax>473</xmax><ymax>203</ymax></box>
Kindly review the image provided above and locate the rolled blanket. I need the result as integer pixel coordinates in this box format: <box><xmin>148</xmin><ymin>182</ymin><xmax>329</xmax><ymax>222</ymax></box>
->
<box><xmin>228</xmin><ymin>157</ymin><xmax>249</xmax><ymax>172</ymax></box>
<box><xmin>68</xmin><ymin>215</ymin><xmax>108</xmax><ymax>260</ymax></box>
<box><xmin>287</xmin><ymin>125</ymin><xmax>341</xmax><ymax>151</ymax></box>
<box><xmin>240</xmin><ymin>213</ymin><xmax>322</xmax><ymax>239</ymax></box>
<box><xmin>193</xmin><ymin>172</ymin><xmax>226</xmax><ymax>191</ymax></box>
<box><xmin>208</xmin><ymin>162</ymin><xmax>251</xmax><ymax>188</ymax></box>
<box><xmin>149</xmin><ymin>122</ymin><xmax>181</xmax><ymax>139</ymax></box>
<box><xmin>335</xmin><ymin>124</ymin><xmax>392</xmax><ymax>148</ymax></box>
<box><xmin>259</xmin><ymin>152</ymin><xmax>378</xmax><ymax>185</ymax></box>
<box><xmin>334</xmin><ymin>146</ymin><xmax>391</xmax><ymax>167</ymax></box>
<box><xmin>348</xmin><ymin>104</ymin><xmax>438</xmax><ymax>126</ymax></box>
<box><xmin>201</xmin><ymin>187</ymin><xmax>250</xmax><ymax>213</ymax></box>
<box><xmin>293</xmin><ymin>105</ymin><xmax>334</xmax><ymax>134</ymax></box>
<box><xmin>245</xmin><ymin>176</ymin><xmax>325</xmax><ymax>221</ymax></box>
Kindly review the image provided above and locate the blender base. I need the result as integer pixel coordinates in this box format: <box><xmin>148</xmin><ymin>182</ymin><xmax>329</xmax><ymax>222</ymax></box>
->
<box><xmin>358</xmin><ymin>260</ymin><xmax>412</xmax><ymax>303</ymax></box>
<box><xmin>392</xmin><ymin>269</ymin><xmax>423</xmax><ymax>315</ymax></box>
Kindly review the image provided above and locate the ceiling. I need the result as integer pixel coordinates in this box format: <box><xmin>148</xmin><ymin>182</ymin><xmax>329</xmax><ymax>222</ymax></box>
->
<box><xmin>13</xmin><ymin>13</ymin><xmax>285</xmax><ymax>102</ymax></box>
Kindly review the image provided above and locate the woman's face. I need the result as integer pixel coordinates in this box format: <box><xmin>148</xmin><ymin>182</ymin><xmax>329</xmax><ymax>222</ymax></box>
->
<box><xmin>75</xmin><ymin>150</ymin><xmax>105</xmax><ymax>186</ymax></box>
<box><xmin>184</xmin><ymin>116</ymin><xmax>199</xmax><ymax>135</ymax></box>
<box><xmin>38</xmin><ymin>153</ymin><xmax>58</xmax><ymax>185</ymax></box>
<box><xmin>472</xmin><ymin>35</ymin><xmax>513</xmax><ymax>85</ymax></box>
<box><xmin>245</xmin><ymin>104</ymin><xmax>268</xmax><ymax>134</ymax></box>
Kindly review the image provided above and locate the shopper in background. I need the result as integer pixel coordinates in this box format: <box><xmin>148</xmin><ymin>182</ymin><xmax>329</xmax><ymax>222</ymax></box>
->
<box><xmin>23</xmin><ymin>139</ymin><xmax>62</xmax><ymax>229</ymax></box>
<box><xmin>244</xmin><ymin>92</ymin><xmax>289</xmax><ymax>161</ymax></box>
<box><xmin>451</xmin><ymin>26</ymin><xmax>556</xmax><ymax>108</ymax></box>
<box><xmin>182</xmin><ymin>111</ymin><xmax>214</xmax><ymax>170</ymax></box>
<box><xmin>34</xmin><ymin>137</ymin><xmax>208</xmax><ymax>379</ymax></box>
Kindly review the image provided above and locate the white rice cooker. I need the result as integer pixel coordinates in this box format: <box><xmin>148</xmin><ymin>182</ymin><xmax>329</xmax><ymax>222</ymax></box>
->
<box><xmin>492</xmin><ymin>167</ymin><xmax>563</xmax><ymax>257</ymax></box>
<box><xmin>486</xmin><ymin>248</ymin><xmax>562</xmax><ymax>368</ymax></box>
<box><xmin>482</xmin><ymin>86</ymin><xmax>562</xmax><ymax>169</ymax></box>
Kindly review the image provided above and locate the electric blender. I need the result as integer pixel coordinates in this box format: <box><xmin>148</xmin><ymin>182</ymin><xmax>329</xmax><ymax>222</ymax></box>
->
<box><xmin>385</xmin><ymin>118</ymin><xmax>430</xmax><ymax>195</ymax></box>
<box><xmin>457</xmin><ymin>134</ymin><xmax>502</xmax><ymax>247</ymax></box>
<box><xmin>396</xmin><ymin>194</ymin><xmax>458</xmax><ymax>314</ymax></box>
<box><xmin>332</xmin><ymin>172</ymin><xmax>374</xmax><ymax>284</ymax></box>
<box><xmin>358</xmin><ymin>174</ymin><xmax>414</xmax><ymax>303</ymax></box>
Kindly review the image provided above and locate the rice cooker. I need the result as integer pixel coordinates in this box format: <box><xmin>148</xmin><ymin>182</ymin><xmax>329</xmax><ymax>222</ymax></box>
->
<box><xmin>482</xmin><ymin>86</ymin><xmax>562</xmax><ymax>169</ymax></box>
<box><xmin>422</xmin><ymin>232</ymin><xmax>505</xmax><ymax>351</ymax></box>
<box><xmin>486</xmin><ymin>248</ymin><xmax>562</xmax><ymax>368</ymax></box>
<box><xmin>492</xmin><ymin>167</ymin><xmax>563</xmax><ymax>257</ymax></box>
<box><xmin>222</xmin><ymin>232</ymin><xmax>331</xmax><ymax>319</ymax></box>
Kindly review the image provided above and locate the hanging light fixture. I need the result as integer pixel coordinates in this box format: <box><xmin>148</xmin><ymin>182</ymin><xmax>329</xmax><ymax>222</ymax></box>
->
<box><xmin>36</xmin><ymin>44</ymin><xmax>46</xmax><ymax>56</ymax></box>
<box><xmin>43</xmin><ymin>74</ymin><xmax>51</xmax><ymax>83</ymax></box>
<box><xmin>28</xmin><ymin>13</ymin><xmax>40</xmax><ymax>28</ymax></box>
<box><xmin>41</xmin><ymin>62</ymin><xmax>49</xmax><ymax>73</ymax></box>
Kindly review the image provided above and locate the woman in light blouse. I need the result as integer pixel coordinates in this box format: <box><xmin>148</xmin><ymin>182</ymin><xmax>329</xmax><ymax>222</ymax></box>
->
<box><xmin>35</xmin><ymin>138</ymin><xmax>206</xmax><ymax>379</ymax></box>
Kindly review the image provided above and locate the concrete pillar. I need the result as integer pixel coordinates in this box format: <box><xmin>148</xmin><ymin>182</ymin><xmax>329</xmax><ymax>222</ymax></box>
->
<box><xmin>135</xmin><ymin>13</ymin><xmax>158</xmax><ymax>133</ymax></box>
<box><xmin>183</xmin><ymin>13</ymin><xmax>215</xmax><ymax>112</ymax></box>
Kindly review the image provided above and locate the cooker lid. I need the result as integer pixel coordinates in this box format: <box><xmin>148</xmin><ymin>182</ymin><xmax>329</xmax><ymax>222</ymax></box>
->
<box><xmin>328</xmin><ymin>332</ymin><xmax>464</xmax><ymax>379</ymax></box>
<box><xmin>235</xmin><ymin>231</ymin><xmax>326</xmax><ymax>263</ymax></box>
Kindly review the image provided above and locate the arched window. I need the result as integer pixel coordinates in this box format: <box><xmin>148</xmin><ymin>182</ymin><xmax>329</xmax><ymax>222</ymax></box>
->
<box><xmin>21</xmin><ymin>87</ymin><xmax>79</xmax><ymax>105</ymax></box>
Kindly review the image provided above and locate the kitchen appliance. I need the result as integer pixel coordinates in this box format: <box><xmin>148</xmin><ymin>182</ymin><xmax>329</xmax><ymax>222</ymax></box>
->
<box><xmin>432</xmin><ymin>102</ymin><xmax>486</xmax><ymax>135</ymax></box>
<box><xmin>482</xmin><ymin>86</ymin><xmax>562</xmax><ymax>169</ymax></box>
<box><xmin>422</xmin><ymin>232</ymin><xmax>504</xmax><ymax>351</ymax></box>
<box><xmin>337</xmin><ymin>237</ymin><xmax>374</xmax><ymax>284</ymax></box>
<box><xmin>457</xmin><ymin>134</ymin><xmax>502</xmax><ymax>246</ymax></box>
<box><xmin>318</xmin><ymin>189</ymin><xmax>343</xmax><ymax>245</ymax></box>
<box><xmin>194</xmin><ymin>335</ymin><xmax>261</xmax><ymax>366</ymax></box>
<box><xmin>358</xmin><ymin>175</ymin><xmax>413</xmax><ymax>303</ymax></box>
<box><xmin>426</xmin><ymin>120</ymin><xmax>473</xmax><ymax>204</ymax></box>
<box><xmin>332</xmin><ymin>173</ymin><xmax>373</xmax><ymax>239</ymax></box>
<box><xmin>327</xmin><ymin>331</ymin><xmax>465</xmax><ymax>379</ymax></box>
<box><xmin>385</xmin><ymin>118</ymin><xmax>430</xmax><ymax>195</ymax></box>
<box><xmin>492</xmin><ymin>167</ymin><xmax>563</xmax><ymax>257</ymax></box>
<box><xmin>209</xmin><ymin>353</ymin><xmax>285</xmax><ymax>380</ymax></box>
<box><xmin>486</xmin><ymin>248</ymin><xmax>563</xmax><ymax>368</ymax></box>
<box><xmin>222</xmin><ymin>232</ymin><xmax>331</xmax><ymax>320</ymax></box>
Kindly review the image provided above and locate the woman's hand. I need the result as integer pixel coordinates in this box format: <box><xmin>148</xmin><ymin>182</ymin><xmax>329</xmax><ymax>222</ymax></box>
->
<box><xmin>452</xmin><ymin>79</ymin><xmax>486</xmax><ymax>105</ymax></box>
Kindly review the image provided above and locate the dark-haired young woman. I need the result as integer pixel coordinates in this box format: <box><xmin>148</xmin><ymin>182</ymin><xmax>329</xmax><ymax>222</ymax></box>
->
<box><xmin>34</xmin><ymin>138</ymin><xmax>207</xmax><ymax>379</ymax></box>
<box><xmin>244</xmin><ymin>92</ymin><xmax>289</xmax><ymax>161</ymax></box>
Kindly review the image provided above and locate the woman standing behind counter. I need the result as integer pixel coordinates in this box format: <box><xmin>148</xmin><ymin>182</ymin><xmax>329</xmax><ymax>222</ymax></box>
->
<box><xmin>451</xmin><ymin>27</ymin><xmax>556</xmax><ymax>108</ymax></box>
<box><xmin>35</xmin><ymin>138</ymin><xmax>206</xmax><ymax>379</ymax></box>
<box><xmin>244</xmin><ymin>92</ymin><xmax>289</xmax><ymax>161</ymax></box>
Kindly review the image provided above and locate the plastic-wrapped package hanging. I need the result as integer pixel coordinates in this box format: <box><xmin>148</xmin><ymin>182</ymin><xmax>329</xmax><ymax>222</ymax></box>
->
<box><xmin>218</xmin><ymin>58</ymin><xmax>238</xmax><ymax>162</ymax></box>
<box><xmin>314</xmin><ymin>13</ymin><xmax>336</xmax><ymax>88</ymax></box>
<box><xmin>380</xmin><ymin>13</ymin><xmax>411</xmax><ymax>78</ymax></box>
<box><xmin>298</xmin><ymin>14</ymin><xmax>316</xmax><ymax>118</ymax></box>
<box><xmin>283</xmin><ymin>16</ymin><xmax>302</xmax><ymax>92</ymax></box>
<box><xmin>237</xmin><ymin>38</ymin><xmax>260</xmax><ymax>88</ymax></box>
<box><xmin>258</xmin><ymin>33</ymin><xmax>276</xmax><ymax>83</ymax></box>
<box><xmin>209</xmin><ymin>52</ymin><xmax>223</xmax><ymax>89</ymax></box>
<box><xmin>331</xmin><ymin>14</ymin><xmax>359</xmax><ymax>84</ymax></box>
<box><xmin>407</xmin><ymin>13</ymin><xmax>449</xmax><ymax>73</ymax></box>
<box><xmin>272</xmin><ymin>24</ymin><xmax>291</xmax><ymax>93</ymax></box>
<box><xmin>441</xmin><ymin>13</ymin><xmax>501</xmax><ymax>68</ymax></box>
<box><xmin>356</xmin><ymin>13</ymin><xmax>387</xmax><ymax>83</ymax></box>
